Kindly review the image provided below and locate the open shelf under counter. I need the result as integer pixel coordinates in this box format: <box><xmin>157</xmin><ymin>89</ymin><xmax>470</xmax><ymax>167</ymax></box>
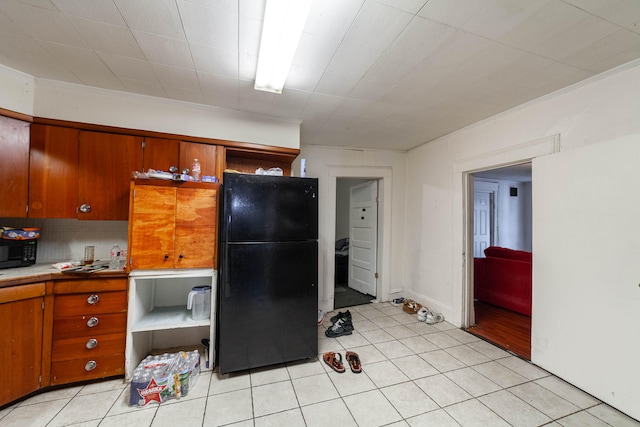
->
<box><xmin>130</xmin><ymin>306</ymin><xmax>210</xmax><ymax>332</ymax></box>
<box><xmin>125</xmin><ymin>268</ymin><xmax>217</xmax><ymax>380</ymax></box>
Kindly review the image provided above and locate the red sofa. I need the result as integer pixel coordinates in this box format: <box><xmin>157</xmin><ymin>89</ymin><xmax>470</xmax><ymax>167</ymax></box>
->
<box><xmin>474</xmin><ymin>246</ymin><xmax>532</xmax><ymax>316</ymax></box>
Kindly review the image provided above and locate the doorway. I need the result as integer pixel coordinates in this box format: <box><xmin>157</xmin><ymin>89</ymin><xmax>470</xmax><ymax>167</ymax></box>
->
<box><xmin>334</xmin><ymin>178</ymin><xmax>377</xmax><ymax>309</ymax></box>
<box><xmin>467</xmin><ymin>163</ymin><xmax>533</xmax><ymax>359</ymax></box>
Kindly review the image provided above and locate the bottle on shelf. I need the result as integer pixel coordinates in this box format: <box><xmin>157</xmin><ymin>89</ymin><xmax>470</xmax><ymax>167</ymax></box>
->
<box><xmin>191</xmin><ymin>159</ymin><xmax>201</xmax><ymax>182</ymax></box>
<box><xmin>109</xmin><ymin>244</ymin><xmax>121</xmax><ymax>270</ymax></box>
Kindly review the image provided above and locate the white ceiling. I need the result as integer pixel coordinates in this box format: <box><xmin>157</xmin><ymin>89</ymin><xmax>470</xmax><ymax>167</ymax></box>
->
<box><xmin>1</xmin><ymin>0</ymin><xmax>639</xmax><ymax>151</ymax></box>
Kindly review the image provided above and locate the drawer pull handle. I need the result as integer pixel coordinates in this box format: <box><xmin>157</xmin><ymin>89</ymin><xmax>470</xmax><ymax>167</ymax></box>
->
<box><xmin>164</xmin><ymin>253</ymin><xmax>169</xmax><ymax>259</ymax></box>
<box><xmin>87</xmin><ymin>317</ymin><xmax>99</xmax><ymax>327</ymax></box>
<box><xmin>87</xmin><ymin>294</ymin><xmax>99</xmax><ymax>305</ymax></box>
<box><xmin>86</xmin><ymin>338</ymin><xmax>98</xmax><ymax>349</ymax></box>
<box><xmin>85</xmin><ymin>360</ymin><xmax>97</xmax><ymax>371</ymax></box>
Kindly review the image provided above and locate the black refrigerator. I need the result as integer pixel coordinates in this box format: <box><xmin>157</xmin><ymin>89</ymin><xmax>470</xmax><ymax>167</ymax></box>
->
<box><xmin>217</xmin><ymin>172</ymin><xmax>318</xmax><ymax>374</ymax></box>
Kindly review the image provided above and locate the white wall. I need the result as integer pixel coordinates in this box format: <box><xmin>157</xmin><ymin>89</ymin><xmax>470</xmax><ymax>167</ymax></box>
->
<box><xmin>0</xmin><ymin>65</ymin><xmax>299</xmax><ymax>150</ymax></box>
<box><xmin>404</xmin><ymin>60</ymin><xmax>640</xmax><ymax>327</ymax></box>
<box><xmin>0</xmin><ymin>65</ymin><xmax>34</xmax><ymax>116</ymax></box>
<box><xmin>293</xmin><ymin>147</ymin><xmax>406</xmax><ymax>313</ymax></box>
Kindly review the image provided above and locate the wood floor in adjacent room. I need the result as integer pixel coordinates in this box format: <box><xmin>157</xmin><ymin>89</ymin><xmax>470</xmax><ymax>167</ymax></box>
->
<box><xmin>467</xmin><ymin>300</ymin><xmax>532</xmax><ymax>360</ymax></box>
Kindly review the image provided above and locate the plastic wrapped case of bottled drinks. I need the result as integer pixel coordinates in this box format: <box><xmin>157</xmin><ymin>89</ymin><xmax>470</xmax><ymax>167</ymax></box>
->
<box><xmin>129</xmin><ymin>350</ymin><xmax>201</xmax><ymax>406</ymax></box>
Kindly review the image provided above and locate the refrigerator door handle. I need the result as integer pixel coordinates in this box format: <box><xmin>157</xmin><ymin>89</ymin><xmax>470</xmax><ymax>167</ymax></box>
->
<box><xmin>223</xmin><ymin>208</ymin><xmax>232</xmax><ymax>298</ymax></box>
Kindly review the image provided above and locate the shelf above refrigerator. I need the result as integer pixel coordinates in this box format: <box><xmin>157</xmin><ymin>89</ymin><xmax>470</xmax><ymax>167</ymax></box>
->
<box><xmin>130</xmin><ymin>306</ymin><xmax>210</xmax><ymax>332</ymax></box>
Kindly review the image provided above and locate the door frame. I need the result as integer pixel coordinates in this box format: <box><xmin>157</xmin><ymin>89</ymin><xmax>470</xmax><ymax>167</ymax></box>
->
<box><xmin>454</xmin><ymin>135</ymin><xmax>560</xmax><ymax>328</ymax></box>
<box><xmin>326</xmin><ymin>166</ymin><xmax>392</xmax><ymax>312</ymax></box>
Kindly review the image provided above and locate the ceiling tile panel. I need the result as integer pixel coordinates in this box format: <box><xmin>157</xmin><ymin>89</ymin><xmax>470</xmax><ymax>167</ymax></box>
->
<box><xmin>98</xmin><ymin>51</ymin><xmax>159</xmax><ymax>82</ymax></box>
<box><xmin>0</xmin><ymin>32</ymin><xmax>81</xmax><ymax>82</ymax></box>
<box><xmin>197</xmin><ymin>71</ymin><xmax>238</xmax><ymax>109</ymax></box>
<box><xmin>121</xmin><ymin>78</ymin><xmax>167</xmax><ymax>97</ymax></box>
<box><xmin>533</xmin><ymin>14</ymin><xmax>620</xmax><ymax>63</ymax></box>
<box><xmin>238</xmin><ymin>79</ymin><xmax>276</xmax><ymax>115</ymax></box>
<box><xmin>387</xmin><ymin>16</ymin><xmax>457</xmax><ymax>61</ymax></box>
<box><xmin>293</xmin><ymin>34</ymin><xmax>340</xmax><ymax>75</ymax></box>
<box><xmin>563</xmin><ymin>0</ymin><xmax>640</xmax><ymax>28</ymax></box>
<box><xmin>271</xmin><ymin>88</ymin><xmax>312</xmax><ymax>119</ymax></box>
<box><xmin>363</xmin><ymin>51</ymin><xmax>422</xmax><ymax>85</ymax></box>
<box><xmin>18</xmin><ymin>0</ymin><xmax>57</xmax><ymax>10</ymax></box>
<box><xmin>163</xmin><ymin>86</ymin><xmax>204</xmax><ymax>104</ymax></box>
<box><xmin>52</xmin><ymin>0</ymin><xmax>126</xmax><ymax>25</ymax></box>
<box><xmin>0</xmin><ymin>0</ymin><xmax>88</xmax><ymax>47</ymax></box>
<box><xmin>40</xmin><ymin>41</ymin><xmax>126</xmax><ymax>89</ymax></box>
<box><xmin>68</xmin><ymin>16</ymin><xmax>145</xmax><ymax>59</ymax></box>
<box><xmin>304</xmin><ymin>0</ymin><xmax>364</xmax><ymax>41</ymax></box>
<box><xmin>177</xmin><ymin>0</ymin><xmax>238</xmax><ymax>50</ymax></box>
<box><xmin>460</xmin><ymin>0</ymin><xmax>553</xmax><ymax>40</ymax></box>
<box><xmin>377</xmin><ymin>0</ymin><xmax>429</xmax><ymax>14</ymax></box>
<box><xmin>563</xmin><ymin>29</ymin><xmax>640</xmax><ymax>72</ymax></box>
<box><xmin>152</xmin><ymin>63</ymin><xmax>199</xmax><ymax>90</ymax></box>
<box><xmin>498</xmin><ymin>0</ymin><xmax>588</xmax><ymax>51</ymax></box>
<box><xmin>113</xmin><ymin>0</ymin><xmax>185</xmax><ymax>39</ymax></box>
<box><xmin>427</xmin><ymin>30</ymin><xmax>492</xmax><ymax>69</ymax></box>
<box><xmin>132</xmin><ymin>31</ymin><xmax>193</xmax><ymax>68</ymax></box>
<box><xmin>0</xmin><ymin>8</ymin><xmax>31</xmax><ymax>37</ymax></box>
<box><xmin>343</xmin><ymin>0</ymin><xmax>413</xmax><ymax>50</ymax></box>
<box><xmin>315</xmin><ymin>72</ymin><xmax>361</xmax><ymax>97</ymax></box>
<box><xmin>301</xmin><ymin>93</ymin><xmax>343</xmax><ymax>123</ymax></box>
<box><xmin>418</xmin><ymin>0</ymin><xmax>485</xmax><ymax>29</ymax></box>
<box><xmin>326</xmin><ymin>42</ymin><xmax>382</xmax><ymax>76</ymax></box>
<box><xmin>190</xmin><ymin>43</ymin><xmax>238</xmax><ymax>78</ymax></box>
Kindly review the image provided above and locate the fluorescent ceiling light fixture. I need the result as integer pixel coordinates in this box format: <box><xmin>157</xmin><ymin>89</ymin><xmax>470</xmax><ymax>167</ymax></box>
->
<box><xmin>254</xmin><ymin>0</ymin><xmax>313</xmax><ymax>94</ymax></box>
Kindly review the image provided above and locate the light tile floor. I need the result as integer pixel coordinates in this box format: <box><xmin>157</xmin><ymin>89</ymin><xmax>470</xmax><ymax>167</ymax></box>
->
<box><xmin>1</xmin><ymin>302</ymin><xmax>638</xmax><ymax>427</ymax></box>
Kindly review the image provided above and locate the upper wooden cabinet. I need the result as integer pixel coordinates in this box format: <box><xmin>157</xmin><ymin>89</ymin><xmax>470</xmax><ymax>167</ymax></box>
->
<box><xmin>29</xmin><ymin>124</ymin><xmax>80</xmax><ymax>218</ymax></box>
<box><xmin>141</xmin><ymin>137</ymin><xmax>179</xmax><ymax>173</ymax></box>
<box><xmin>128</xmin><ymin>181</ymin><xmax>218</xmax><ymax>270</ymax></box>
<box><xmin>78</xmin><ymin>131</ymin><xmax>143</xmax><ymax>220</ymax></box>
<box><xmin>179</xmin><ymin>141</ymin><xmax>221</xmax><ymax>180</ymax></box>
<box><xmin>0</xmin><ymin>115</ymin><xmax>30</xmax><ymax>217</ymax></box>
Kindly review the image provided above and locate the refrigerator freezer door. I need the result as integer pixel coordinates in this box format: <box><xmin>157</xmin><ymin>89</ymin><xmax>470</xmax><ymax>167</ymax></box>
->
<box><xmin>222</xmin><ymin>173</ymin><xmax>318</xmax><ymax>242</ymax></box>
<box><xmin>217</xmin><ymin>241</ymin><xmax>318</xmax><ymax>374</ymax></box>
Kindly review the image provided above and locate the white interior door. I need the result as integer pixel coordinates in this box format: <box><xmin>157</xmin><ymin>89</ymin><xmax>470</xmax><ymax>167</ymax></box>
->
<box><xmin>349</xmin><ymin>180</ymin><xmax>378</xmax><ymax>297</ymax></box>
<box><xmin>473</xmin><ymin>181</ymin><xmax>498</xmax><ymax>257</ymax></box>
<box><xmin>532</xmin><ymin>134</ymin><xmax>640</xmax><ymax>420</ymax></box>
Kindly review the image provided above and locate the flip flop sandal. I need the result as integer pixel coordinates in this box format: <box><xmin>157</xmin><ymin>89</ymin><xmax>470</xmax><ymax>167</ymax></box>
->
<box><xmin>323</xmin><ymin>352</ymin><xmax>345</xmax><ymax>373</ymax></box>
<box><xmin>345</xmin><ymin>351</ymin><xmax>362</xmax><ymax>374</ymax></box>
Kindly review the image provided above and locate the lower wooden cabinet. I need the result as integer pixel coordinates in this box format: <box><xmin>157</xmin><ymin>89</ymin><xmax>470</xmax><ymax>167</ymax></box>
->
<box><xmin>0</xmin><ymin>283</ymin><xmax>45</xmax><ymax>407</ymax></box>
<box><xmin>50</xmin><ymin>278</ymin><xmax>127</xmax><ymax>386</ymax></box>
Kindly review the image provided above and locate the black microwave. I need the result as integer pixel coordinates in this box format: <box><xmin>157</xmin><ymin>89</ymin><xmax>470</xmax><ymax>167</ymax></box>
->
<box><xmin>0</xmin><ymin>239</ymin><xmax>38</xmax><ymax>269</ymax></box>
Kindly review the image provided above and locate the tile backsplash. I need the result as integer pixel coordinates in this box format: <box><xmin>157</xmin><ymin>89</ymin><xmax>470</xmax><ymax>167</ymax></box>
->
<box><xmin>1</xmin><ymin>218</ymin><xmax>128</xmax><ymax>263</ymax></box>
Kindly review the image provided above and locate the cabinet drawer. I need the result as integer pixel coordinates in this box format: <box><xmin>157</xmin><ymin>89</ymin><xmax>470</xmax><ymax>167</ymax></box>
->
<box><xmin>53</xmin><ymin>313</ymin><xmax>127</xmax><ymax>340</ymax></box>
<box><xmin>54</xmin><ymin>291</ymin><xmax>127</xmax><ymax>317</ymax></box>
<box><xmin>50</xmin><ymin>353</ymin><xmax>124</xmax><ymax>385</ymax></box>
<box><xmin>52</xmin><ymin>333</ymin><xmax>126</xmax><ymax>362</ymax></box>
<box><xmin>53</xmin><ymin>278</ymin><xmax>127</xmax><ymax>294</ymax></box>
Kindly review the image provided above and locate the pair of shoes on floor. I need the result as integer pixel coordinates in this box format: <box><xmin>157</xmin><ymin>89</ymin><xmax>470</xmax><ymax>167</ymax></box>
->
<box><xmin>391</xmin><ymin>297</ymin><xmax>404</xmax><ymax>307</ymax></box>
<box><xmin>325</xmin><ymin>310</ymin><xmax>353</xmax><ymax>337</ymax></box>
<box><xmin>417</xmin><ymin>307</ymin><xmax>444</xmax><ymax>324</ymax></box>
<box><xmin>323</xmin><ymin>351</ymin><xmax>361</xmax><ymax>373</ymax></box>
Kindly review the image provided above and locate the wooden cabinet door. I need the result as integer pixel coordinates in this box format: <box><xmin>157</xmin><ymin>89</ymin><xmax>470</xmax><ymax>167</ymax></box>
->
<box><xmin>0</xmin><ymin>115</ymin><xmax>29</xmax><ymax>217</ymax></box>
<box><xmin>142</xmin><ymin>137</ymin><xmax>179</xmax><ymax>173</ymax></box>
<box><xmin>175</xmin><ymin>187</ymin><xmax>217</xmax><ymax>268</ymax></box>
<box><xmin>78</xmin><ymin>131</ymin><xmax>143</xmax><ymax>220</ymax></box>
<box><xmin>29</xmin><ymin>124</ymin><xmax>79</xmax><ymax>218</ymax></box>
<box><xmin>129</xmin><ymin>185</ymin><xmax>177</xmax><ymax>270</ymax></box>
<box><xmin>0</xmin><ymin>284</ymin><xmax>45</xmax><ymax>407</ymax></box>
<box><xmin>180</xmin><ymin>141</ymin><xmax>219</xmax><ymax>180</ymax></box>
